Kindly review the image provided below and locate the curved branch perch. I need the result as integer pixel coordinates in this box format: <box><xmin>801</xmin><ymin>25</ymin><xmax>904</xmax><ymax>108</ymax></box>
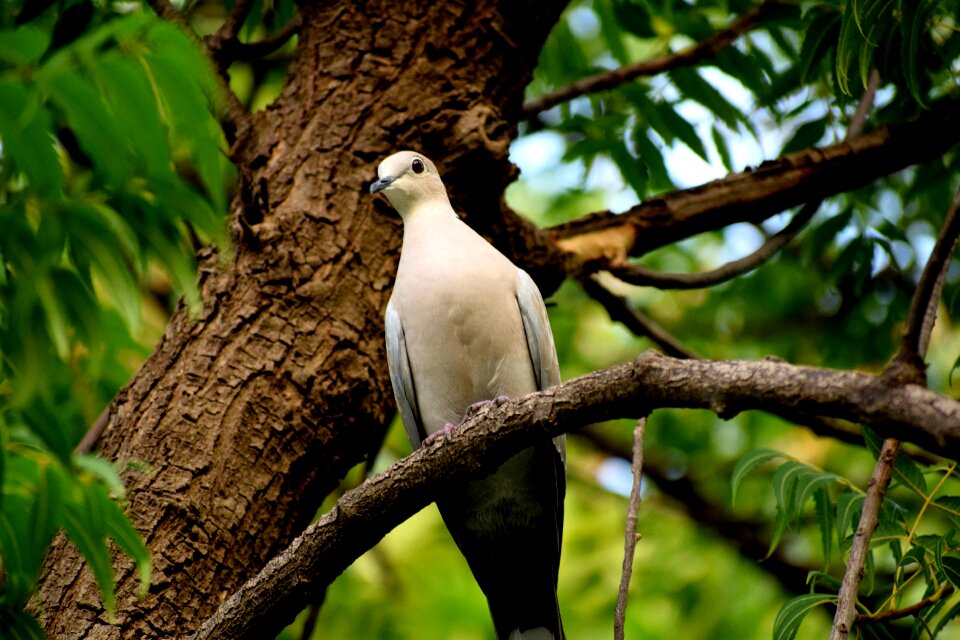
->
<box><xmin>190</xmin><ymin>351</ymin><xmax>960</xmax><ymax>640</ymax></box>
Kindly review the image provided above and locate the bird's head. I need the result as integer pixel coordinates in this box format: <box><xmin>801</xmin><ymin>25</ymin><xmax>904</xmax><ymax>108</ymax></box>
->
<box><xmin>369</xmin><ymin>151</ymin><xmax>449</xmax><ymax>218</ymax></box>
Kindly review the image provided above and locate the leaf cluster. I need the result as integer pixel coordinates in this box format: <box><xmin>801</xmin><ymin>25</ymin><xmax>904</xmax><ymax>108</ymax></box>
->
<box><xmin>733</xmin><ymin>430</ymin><xmax>960</xmax><ymax>639</ymax></box>
<box><xmin>0</xmin><ymin>1</ymin><xmax>233</xmax><ymax>636</ymax></box>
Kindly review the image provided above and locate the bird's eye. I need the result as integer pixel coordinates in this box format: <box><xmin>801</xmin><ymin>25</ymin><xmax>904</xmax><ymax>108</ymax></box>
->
<box><xmin>411</xmin><ymin>158</ymin><xmax>425</xmax><ymax>174</ymax></box>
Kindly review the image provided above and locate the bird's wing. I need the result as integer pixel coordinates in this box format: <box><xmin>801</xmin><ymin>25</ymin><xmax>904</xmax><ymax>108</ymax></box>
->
<box><xmin>515</xmin><ymin>269</ymin><xmax>566</xmax><ymax>465</ymax></box>
<box><xmin>385</xmin><ymin>300</ymin><xmax>426</xmax><ymax>449</ymax></box>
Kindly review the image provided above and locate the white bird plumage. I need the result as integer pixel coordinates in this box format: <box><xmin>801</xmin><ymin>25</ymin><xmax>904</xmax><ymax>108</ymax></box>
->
<box><xmin>372</xmin><ymin>150</ymin><xmax>566</xmax><ymax>639</ymax></box>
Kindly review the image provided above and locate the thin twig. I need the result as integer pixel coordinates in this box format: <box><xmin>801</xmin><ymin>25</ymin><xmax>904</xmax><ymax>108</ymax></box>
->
<box><xmin>600</xmin><ymin>69</ymin><xmax>881</xmax><ymax>290</ymax></box>
<box><xmin>604</xmin><ymin>205</ymin><xmax>817</xmax><ymax>289</ymax></box>
<box><xmin>580</xmin><ymin>275</ymin><xmax>699</xmax><ymax>358</ymax></box>
<box><xmin>74</xmin><ymin>408</ymin><xmax>109</xmax><ymax>454</ymax></box>
<box><xmin>614</xmin><ymin>417</ymin><xmax>646</xmax><ymax>640</ymax></box>
<box><xmin>830</xmin><ymin>437</ymin><xmax>902</xmax><ymax>640</ymax></box>
<box><xmin>856</xmin><ymin>583</ymin><xmax>955</xmax><ymax>625</ymax></box>
<box><xmin>892</xmin><ymin>185</ymin><xmax>960</xmax><ymax>377</ymax></box>
<box><xmin>143</xmin><ymin>0</ymin><xmax>188</xmax><ymax>27</ymax></box>
<box><xmin>213</xmin><ymin>0</ymin><xmax>255</xmax><ymax>45</ymax></box>
<box><xmin>578</xmin><ymin>428</ymin><xmax>816</xmax><ymax>595</ymax></box>
<box><xmin>230</xmin><ymin>13</ymin><xmax>303</xmax><ymax>61</ymax></box>
<box><xmin>522</xmin><ymin>0</ymin><xmax>784</xmax><ymax>117</ymax></box>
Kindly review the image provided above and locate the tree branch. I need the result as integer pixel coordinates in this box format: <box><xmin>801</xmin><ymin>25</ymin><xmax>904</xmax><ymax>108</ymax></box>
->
<box><xmin>856</xmin><ymin>583</ymin><xmax>955</xmax><ymax>625</ymax></box>
<box><xmin>614</xmin><ymin>418</ymin><xmax>646</xmax><ymax>640</ymax></box>
<box><xmin>580</xmin><ymin>278</ymin><xmax>870</xmax><ymax>447</ymax></box>
<box><xmin>602</xmin><ymin>205</ymin><xmax>816</xmax><ymax>289</ymax></box>
<box><xmin>599</xmin><ymin>70</ymin><xmax>880</xmax><ymax>290</ymax></box>
<box><xmin>190</xmin><ymin>351</ymin><xmax>960</xmax><ymax>640</ymax></box>
<box><xmin>229</xmin><ymin>14</ymin><xmax>303</xmax><ymax>61</ymax></box>
<box><xmin>830</xmin><ymin>437</ymin><xmax>902</xmax><ymax>640</ymax></box>
<box><xmin>213</xmin><ymin>0</ymin><xmax>255</xmax><ymax>46</ymax></box>
<box><xmin>548</xmin><ymin>103</ymin><xmax>960</xmax><ymax>266</ymax></box>
<box><xmin>580</xmin><ymin>276</ymin><xmax>699</xmax><ymax>358</ymax></box>
<box><xmin>831</xmin><ymin>138</ymin><xmax>958</xmax><ymax>638</ymax></box>
<box><xmin>521</xmin><ymin>0</ymin><xmax>786</xmax><ymax>117</ymax></box>
<box><xmin>890</xmin><ymin>185</ymin><xmax>960</xmax><ymax>380</ymax></box>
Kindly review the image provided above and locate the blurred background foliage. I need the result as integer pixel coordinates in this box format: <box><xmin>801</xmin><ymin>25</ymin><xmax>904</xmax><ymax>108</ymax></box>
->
<box><xmin>2</xmin><ymin>0</ymin><xmax>960</xmax><ymax>638</ymax></box>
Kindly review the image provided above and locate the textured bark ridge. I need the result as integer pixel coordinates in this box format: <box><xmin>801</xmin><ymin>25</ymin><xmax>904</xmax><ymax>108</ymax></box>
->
<box><xmin>33</xmin><ymin>2</ymin><xmax>567</xmax><ymax>637</ymax></box>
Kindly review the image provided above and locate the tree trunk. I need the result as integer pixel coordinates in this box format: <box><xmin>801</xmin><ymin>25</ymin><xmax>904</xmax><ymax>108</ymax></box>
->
<box><xmin>33</xmin><ymin>1</ymin><xmax>566</xmax><ymax>637</ymax></box>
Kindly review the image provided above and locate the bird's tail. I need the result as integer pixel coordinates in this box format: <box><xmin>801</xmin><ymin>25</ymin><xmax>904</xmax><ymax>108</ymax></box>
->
<box><xmin>508</xmin><ymin>626</ymin><xmax>561</xmax><ymax>640</ymax></box>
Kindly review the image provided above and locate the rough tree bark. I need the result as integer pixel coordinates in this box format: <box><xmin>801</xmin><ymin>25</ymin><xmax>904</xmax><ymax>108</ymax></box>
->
<box><xmin>32</xmin><ymin>1</ymin><xmax>566</xmax><ymax>637</ymax></box>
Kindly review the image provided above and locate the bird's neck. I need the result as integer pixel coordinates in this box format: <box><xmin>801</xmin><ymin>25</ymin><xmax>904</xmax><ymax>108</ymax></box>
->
<box><xmin>400</xmin><ymin>199</ymin><xmax>460</xmax><ymax>229</ymax></box>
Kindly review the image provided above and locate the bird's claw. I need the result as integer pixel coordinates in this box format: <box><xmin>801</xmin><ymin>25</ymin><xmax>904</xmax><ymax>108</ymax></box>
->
<box><xmin>423</xmin><ymin>423</ymin><xmax>457</xmax><ymax>446</ymax></box>
<box><xmin>464</xmin><ymin>395</ymin><xmax>510</xmax><ymax>420</ymax></box>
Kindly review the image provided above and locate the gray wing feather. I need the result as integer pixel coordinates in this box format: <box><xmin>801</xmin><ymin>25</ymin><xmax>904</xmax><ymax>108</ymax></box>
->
<box><xmin>385</xmin><ymin>301</ymin><xmax>426</xmax><ymax>449</ymax></box>
<box><xmin>516</xmin><ymin>269</ymin><xmax>566</xmax><ymax>464</ymax></box>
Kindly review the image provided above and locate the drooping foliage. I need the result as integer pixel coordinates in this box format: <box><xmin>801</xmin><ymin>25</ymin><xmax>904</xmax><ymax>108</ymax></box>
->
<box><xmin>0</xmin><ymin>0</ymin><xmax>232</xmax><ymax>635</ymax></box>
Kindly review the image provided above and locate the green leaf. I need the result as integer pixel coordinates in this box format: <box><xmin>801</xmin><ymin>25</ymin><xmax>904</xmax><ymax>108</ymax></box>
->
<box><xmin>836</xmin><ymin>489</ymin><xmax>865</xmax><ymax>543</ymax></box>
<box><xmin>730</xmin><ymin>448</ymin><xmax>783</xmax><ymax>505</ymax></box>
<box><xmin>41</xmin><ymin>67</ymin><xmax>133</xmax><ymax>186</ymax></box>
<box><xmin>814</xmin><ymin>488</ymin><xmax>835</xmax><ymax>565</ymax></box>
<box><xmin>92</xmin><ymin>52</ymin><xmax>172</xmax><ymax>182</ymax></box>
<box><xmin>0</xmin><ymin>24</ymin><xmax>50</xmax><ymax>66</ymax></box>
<box><xmin>781</xmin><ymin>118</ymin><xmax>828</xmax><ymax>155</ymax></box>
<box><xmin>74</xmin><ymin>454</ymin><xmax>125</xmax><ymax>499</ymax></box>
<box><xmin>670</xmin><ymin>68</ymin><xmax>744</xmax><ymax>130</ymax></box>
<box><xmin>713</xmin><ymin>47</ymin><xmax>771</xmax><ymax>106</ymax></box>
<box><xmin>798</xmin><ymin>10</ymin><xmax>841</xmax><ymax>84</ymax></box>
<box><xmin>711</xmin><ymin>124</ymin><xmax>734</xmax><ymax>172</ymax></box>
<box><xmin>769</xmin><ymin>460</ymin><xmax>808</xmax><ymax>554</ymax></box>
<box><xmin>934</xmin><ymin>496</ymin><xmax>960</xmax><ymax>528</ymax></box>
<box><xmin>61</xmin><ymin>476</ymin><xmax>117</xmax><ymax>617</ymax></box>
<box><xmin>0</xmin><ymin>77</ymin><xmax>64</xmax><ymax>193</ymax></box>
<box><xmin>610</xmin><ymin>143</ymin><xmax>649</xmax><ymax>199</ymax></box>
<box><xmin>0</xmin><ymin>607</ymin><xmax>45</xmax><ymax>640</ymax></box>
<box><xmin>631</xmin><ymin>130</ymin><xmax>669</xmax><ymax>192</ymax></box>
<box><xmin>794</xmin><ymin>471</ymin><xmax>838</xmax><ymax>519</ymax></box>
<box><xmin>594</xmin><ymin>0</ymin><xmax>630</xmax><ymax>66</ymax></box>
<box><xmin>651</xmin><ymin>101</ymin><xmax>709</xmax><ymax>162</ymax></box>
<box><xmin>942</xmin><ymin>556</ymin><xmax>960</xmax><ymax>589</ymax></box>
<box><xmin>612</xmin><ymin>0</ymin><xmax>654</xmax><ymax>38</ymax></box>
<box><xmin>934</xmin><ymin>597</ymin><xmax>960</xmax><ymax>635</ymax></box>
<box><xmin>34</xmin><ymin>268</ymin><xmax>72</xmax><ymax>361</ymax></box>
<box><xmin>99</xmin><ymin>485</ymin><xmax>150</xmax><ymax>597</ymax></box>
<box><xmin>861</xmin><ymin>427</ymin><xmax>928</xmax><ymax>496</ymax></box>
<box><xmin>773</xmin><ymin>593</ymin><xmax>837</xmax><ymax>640</ymax></box>
<box><xmin>62</xmin><ymin>204</ymin><xmax>142</xmax><ymax>333</ymax></box>
<box><xmin>899</xmin><ymin>0</ymin><xmax>926</xmax><ymax>104</ymax></box>
<box><xmin>142</xmin><ymin>22</ymin><xmax>230</xmax><ymax>214</ymax></box>
<box><xmin>863</xmin><ymin>546</ymin><xmax>875</xmax><ymax>595</ymax></box>
<box><xmin>806</xmin><ymin>570</ymin><xmax>841</xmax><ymax>591</ymax></box>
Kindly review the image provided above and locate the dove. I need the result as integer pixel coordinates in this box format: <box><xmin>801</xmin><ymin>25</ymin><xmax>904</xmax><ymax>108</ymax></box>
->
<box><xmin>370</xmin><ymin>150</ymin><xmax>566</xmax><ymax>640</ymax></box>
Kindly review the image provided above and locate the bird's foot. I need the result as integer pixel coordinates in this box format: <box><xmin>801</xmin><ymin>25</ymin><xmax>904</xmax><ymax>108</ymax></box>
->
<box><xmin>423</xmin><ymin>423</ymin><xmax>457</xmax><ymax>446</ymax></box>
<box><xmin>463</xmin><ymin>395</ymin><xmax>510</xmax><ymax>420</ymax></box>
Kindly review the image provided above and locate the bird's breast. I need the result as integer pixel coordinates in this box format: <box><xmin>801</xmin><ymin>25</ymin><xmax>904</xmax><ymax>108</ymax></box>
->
<box><xmin>394</xmin><ymin>265</ymin><xmax>536</xmax><ymax>432</ymax></box>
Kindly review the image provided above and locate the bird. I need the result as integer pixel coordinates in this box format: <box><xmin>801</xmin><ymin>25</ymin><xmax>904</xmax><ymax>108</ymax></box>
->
<box><xmin>370</xmin><ymin>150</ymin><xmax>566</xmax><ymax>640</ymax></box>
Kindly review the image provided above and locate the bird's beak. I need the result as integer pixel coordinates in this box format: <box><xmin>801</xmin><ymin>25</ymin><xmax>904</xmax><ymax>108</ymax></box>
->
<box><xmin>369</xmin><ymin>175</ymin><xmax>395</xmax><ymax>194</ymax></box>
